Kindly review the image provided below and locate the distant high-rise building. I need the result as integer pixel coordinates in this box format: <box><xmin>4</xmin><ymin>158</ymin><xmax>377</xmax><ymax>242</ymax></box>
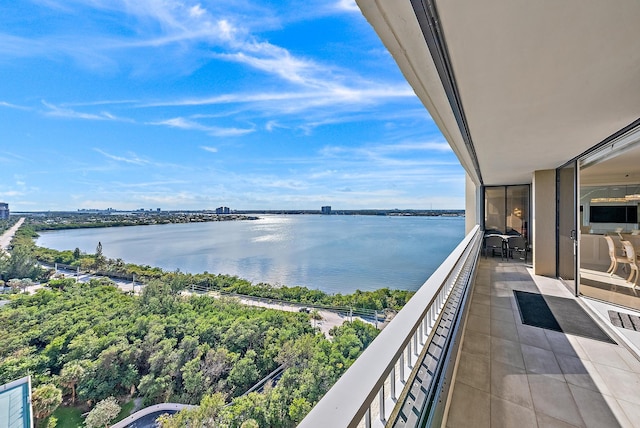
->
<box><xmin>215</xmin><ymin>206</ymin><xmax>230</xmax><ymax>214</ymax></box>
<box><xmin>0</xmin><ymin>202</ymin><xmax>9</xmax><ymax>220</ymax></box>
<box><xmin>321</xmin><ymin>206</ymin><xmax>331</xmax><ymax>215</ymax></box>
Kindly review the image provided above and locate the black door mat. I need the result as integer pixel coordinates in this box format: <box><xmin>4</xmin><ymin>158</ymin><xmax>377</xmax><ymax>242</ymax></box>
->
<box><xmin>514</xmin><ymin>290</ymin><xmax>615</xmax><ymax>344</ymax></box>
<box><xmin>608</xmin><ymin>310</ymin><xmax>640</xmax><ymax>331</ymax></box>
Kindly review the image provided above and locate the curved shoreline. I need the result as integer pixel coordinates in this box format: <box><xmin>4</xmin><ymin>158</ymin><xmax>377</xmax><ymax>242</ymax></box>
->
<box><xmin>34</xmin><ymin>215</ymin><xmax>465</xmax><ymax>294</ymax></box>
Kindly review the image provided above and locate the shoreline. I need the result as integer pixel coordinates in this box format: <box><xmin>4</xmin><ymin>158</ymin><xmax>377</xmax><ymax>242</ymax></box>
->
<box><xmin>31</xmin><ymin>214</ymin><xmax>464</xmax><ymax>295</ymax></box>
<box><xmin>25</xmin><ymin>212</ymin><xmax>259</xmax><ymax>232</ymax></box>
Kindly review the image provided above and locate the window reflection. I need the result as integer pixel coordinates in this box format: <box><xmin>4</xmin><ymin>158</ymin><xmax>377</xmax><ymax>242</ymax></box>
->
<box><xmin>483</xmin><ymin>185</ymin><xmax>530</xmax><ymax>240</ymax></box>
<box><xmin>579</xmin><ymin>154</ymin><xmax>640</xmax><ymax>310</ymax></box>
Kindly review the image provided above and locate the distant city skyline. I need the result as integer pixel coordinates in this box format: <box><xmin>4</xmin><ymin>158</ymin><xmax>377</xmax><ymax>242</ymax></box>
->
<box><xmin>0</xmin><ymin>0</ymin><xmax>464</xmax><ymax>211</ymax></box>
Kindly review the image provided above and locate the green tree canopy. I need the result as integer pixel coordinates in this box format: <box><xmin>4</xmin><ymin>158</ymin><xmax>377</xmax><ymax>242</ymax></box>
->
<box><xmin>31</xmin><ymin>384</ymin><xmax>62</xmax><ymax>421</ymax></box>
<box><xmin>85</xmin><ymin>396</ymin><xmax>121</xmax><ymax>428</ymax></box>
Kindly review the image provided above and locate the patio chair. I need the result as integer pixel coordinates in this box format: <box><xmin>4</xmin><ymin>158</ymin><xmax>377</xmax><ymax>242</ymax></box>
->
<box><xmin>507</xmin><ymin>236</ymin><xmax>528</xmax><ymax>261</ymax></box>
<box><xmin>484</xmin><ymin>235</ymin><xmax>506</xmax><ymax>260</ymax></box>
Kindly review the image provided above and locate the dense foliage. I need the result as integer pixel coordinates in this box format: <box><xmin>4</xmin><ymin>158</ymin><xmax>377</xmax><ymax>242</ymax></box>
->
<box><xmin>0</xmin><ymin>217</ymin><xmax>18</xmax><ymax>235</ymax></box>
<box><xmin>0</xmin><ymin>280</ymin><xmax>379</xmax><ymax>426</ymax></box>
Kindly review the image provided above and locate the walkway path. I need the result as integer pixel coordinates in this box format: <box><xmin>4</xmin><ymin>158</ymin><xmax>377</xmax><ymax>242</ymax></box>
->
<box><xmin>0</xmin><ymin>218</ymin><xmax>24</xmax><ymax>251</ymax></box>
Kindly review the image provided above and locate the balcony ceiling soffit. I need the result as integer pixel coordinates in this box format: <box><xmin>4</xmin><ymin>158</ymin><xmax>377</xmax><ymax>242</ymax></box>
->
<box><xmin>436</xmin><ymin>0</ymin><xmax>640</xmax><ymax>185</ymax></box>
<box><xmin>358</xmin><ymin>0</ymin><xmax>640</xmax><ymax>186</ymax></box>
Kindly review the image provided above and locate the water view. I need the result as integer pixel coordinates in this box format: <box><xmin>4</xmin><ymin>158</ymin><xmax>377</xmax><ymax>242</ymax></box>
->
<box><xmin>37</xmin><ymin>214</ymin><xmax>465</xmax><ymax>293</ymax></box>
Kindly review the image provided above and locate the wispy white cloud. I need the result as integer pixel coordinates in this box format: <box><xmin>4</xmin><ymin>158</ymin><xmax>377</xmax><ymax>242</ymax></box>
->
<box><xmin>94</xmin><ymin>148</ymin><xmax>151</xmax><ymax>165</ymax></box>
<box><xmin>200</xmin><ymin>146</ymin><xmax>218</xmax><ymax>153</ymax></box>
<box><xmin>319</xmin><ymin>140</ymin><xmax>454</xmax><ymax>160</ymax></box>
<box><xmin>376</xmin><ymin>141</ymin><xmax>453</xmax><ymax>153</ymax></box>
<box><xmin>61</xmin><ymin>99</ymin><xmax>138</xmax><ymax>107</ymax></box>
<box><xmin>0</xmin><ymin>101</ymin><xmax>29</xmax><ymax>110</ymax></box>
<box><xmin>265</xmin><ymin>120</ymin><xmax>288</xmax><ymax>132</ymax></box>
<box><xmin>309</xmin><ymin>170</ymin><xmax>338</xmax><ymax>179</ymax></box>
<box><xmin>245</xmin><ymin>177</ymin><xmax>308</xmax><ymax>190</ymax></box>
<box><xmin>109</xmin><ymin>180</ymin><xmax>189</xmax><ymax>188</ymax></box>
<box><xmin>42</xmin><ymin>101</ymin><xmax>131</xmax><ymax>121</ymax></box>
<box><xmin>140</xmin><ymin>86</ymin><xmax>414</xmax><ymax>116</ymax></box>
<box><xmin>150</xmin><ymin>117</ymin><xmax>254</xmax><ymax>137</ymax></box>
<box><xmin>137</xmin><ymin>192</ymin><xmax>199</xmax><ymax>205</ymax></box>
<box><xmin>0</xmin><ymin>152</ymin><xmax>29</xmax><ymax>163</ymax></box>
<box><xmin>0</xmin><ymin>190</ymin><xmax>25</xmax><ymax>197</ymax></box>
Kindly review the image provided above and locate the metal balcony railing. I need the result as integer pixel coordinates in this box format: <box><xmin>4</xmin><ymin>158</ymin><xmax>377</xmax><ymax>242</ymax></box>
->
<box><xmin>299</xmin><ymin>225</ymin><xmax>483</xmax><ymax>428</ymax></box>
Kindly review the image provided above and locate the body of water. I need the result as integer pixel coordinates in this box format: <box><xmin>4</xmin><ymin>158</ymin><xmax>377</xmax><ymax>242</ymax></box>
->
<box><xmin>36</xmin><ymin>215</ymin><xmax>465</xmax><ymax>294</ymax></box>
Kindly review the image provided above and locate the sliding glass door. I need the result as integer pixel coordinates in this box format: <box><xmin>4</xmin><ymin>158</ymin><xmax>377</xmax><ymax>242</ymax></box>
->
<box><xmin>557</xmin><ymin>161</ymin><xmax>579</xmax><ymax>295</ymax></box>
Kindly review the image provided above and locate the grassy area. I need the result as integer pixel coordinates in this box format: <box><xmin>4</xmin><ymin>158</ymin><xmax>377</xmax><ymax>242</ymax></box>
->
<box><xmin>38</xmin><ymin>400</ymin><xmax>133</xmax><ymax>428</ymax></box>
<box><xmin>113</xmin><ymin>399</ymin><xmax>136</xmax><ymax>423</ymax></box>
<box><xmin>43</xmin><ymin>406</ymin><xmax>83</xmax><ymax>428</ymax></box>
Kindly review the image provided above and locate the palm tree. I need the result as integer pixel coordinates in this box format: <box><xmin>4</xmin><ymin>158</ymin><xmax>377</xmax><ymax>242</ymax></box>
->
<box><xmin>310</xmin><ymin>310</ymin><xmax>322</xmax><ymax>328</ymax></box>
<box><xmin>94</xmin><ymin>241</ymin><xmax>105</xmax><ymax>270</ymax></box>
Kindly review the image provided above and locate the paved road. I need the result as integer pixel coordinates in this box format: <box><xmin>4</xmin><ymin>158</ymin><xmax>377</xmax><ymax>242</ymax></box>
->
<box><xmin>0</xmin><ymin>217</ymin><xmax>25</xmax><ymax>251</ymax></box>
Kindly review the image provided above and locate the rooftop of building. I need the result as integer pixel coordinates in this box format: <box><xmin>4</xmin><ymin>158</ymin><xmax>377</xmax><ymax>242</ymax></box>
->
<box><xmin>0</xmin><ymin>376</ymin><xmax>32</xmax><ymax>428</ymax></box>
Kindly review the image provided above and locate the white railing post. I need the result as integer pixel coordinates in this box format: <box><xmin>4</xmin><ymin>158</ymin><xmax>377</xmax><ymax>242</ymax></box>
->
<box><xmin>379</xmin><ymin>384</ymin><xmax>385</xmax><ymax>422</ymax></box>
<box><xmin>390</xmin><ymin>367</ymin><xmax>396</xmax><ymax>400</ymax></box>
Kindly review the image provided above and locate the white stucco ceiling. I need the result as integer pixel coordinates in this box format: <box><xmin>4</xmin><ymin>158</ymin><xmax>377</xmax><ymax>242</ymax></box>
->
<box><xmin>357</xmin><ymin>0</ymin><xmax>640</xmax><ymax>186</ymax></box>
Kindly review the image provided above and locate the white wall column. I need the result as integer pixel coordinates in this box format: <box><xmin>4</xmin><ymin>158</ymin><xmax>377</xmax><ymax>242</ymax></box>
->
<box><xmin>533</xmin><ymin>169</ymin><xmax>556</xmax><ymax>276</ymax></box>
<box><xmin>465</xmin><ymin>173</ymin><xmax>479</xmax><ymax>234</ymax></box>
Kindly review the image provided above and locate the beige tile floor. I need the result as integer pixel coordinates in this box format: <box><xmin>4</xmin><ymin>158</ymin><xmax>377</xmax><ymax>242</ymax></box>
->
<box><xmin>445</xmin><ymin>258</ymin><xmax>640</xmax><ymax>428</ymax></box>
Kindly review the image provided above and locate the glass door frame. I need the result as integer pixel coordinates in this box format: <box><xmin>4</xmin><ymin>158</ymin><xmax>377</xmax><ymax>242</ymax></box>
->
<box><xmin>556</xmin><ymin>160</ymin><xmax>580</xmax><ymax>296</ymax></box>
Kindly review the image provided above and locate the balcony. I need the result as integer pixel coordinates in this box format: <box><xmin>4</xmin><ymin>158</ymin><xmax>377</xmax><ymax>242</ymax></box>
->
<box><xmin>300</xmin><ymin>227</ymin><xmax>640</xmax><ymax>427</ymax></box>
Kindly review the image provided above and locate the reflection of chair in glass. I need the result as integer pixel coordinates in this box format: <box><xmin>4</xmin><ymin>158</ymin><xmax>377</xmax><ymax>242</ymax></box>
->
<box><xmin>604</xmin><ymin>235</ymin><xmax>628</xmax><ymax>276</ymax></box>
<box><xmin>620</xmin><ymin>240</ymin><xmax>639</xmax><ymax>286</ymax></box>
<box><xmin>507</xmin><ymin>236</ymin><xmax>527</xmax><ymax>261</ymax></box>
<box><xmin>484</xmin><ymin>235</ymin><xmax>506</xmax><ymax>260</ymax></box>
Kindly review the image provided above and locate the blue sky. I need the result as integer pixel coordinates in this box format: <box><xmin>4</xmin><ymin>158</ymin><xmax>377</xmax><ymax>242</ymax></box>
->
<box><xmin>0</xmin><ymin>0</ymin><xmax>464</xmax><ymax>211</ymax></box>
